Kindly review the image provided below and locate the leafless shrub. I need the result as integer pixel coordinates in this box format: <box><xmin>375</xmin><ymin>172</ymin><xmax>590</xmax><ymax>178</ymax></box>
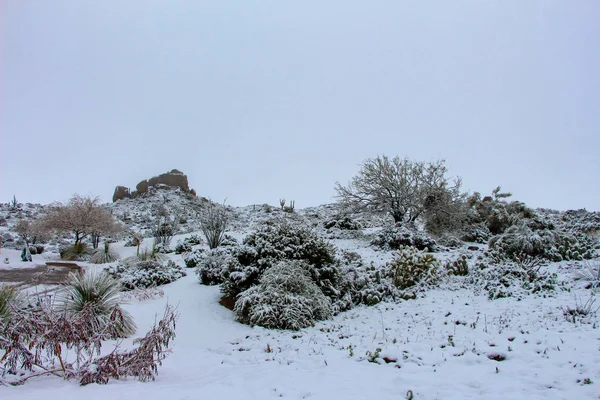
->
<box><xmin>200</xmin><ymin>201</ymin><xmax>228</xmax><ymax>249</ymax></box>
<box><xmin>0</xmin><ymin>289</ymin><xmax>178</xmax><ymax>386</ymax></box>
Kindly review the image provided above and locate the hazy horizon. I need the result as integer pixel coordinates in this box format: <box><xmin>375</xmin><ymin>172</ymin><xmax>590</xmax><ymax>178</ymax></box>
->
<box><xmin>1</xmin><ymin>1</ymin><xmax>599</xmax><ymax>211</ymax></box>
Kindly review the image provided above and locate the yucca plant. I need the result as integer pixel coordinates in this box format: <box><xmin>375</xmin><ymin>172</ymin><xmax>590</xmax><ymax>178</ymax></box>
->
<box><xmin>90</xmin><ymin>242</ymin><xmax>120</xmax><ymax>264</ymax></box>
<box><xmin>0</xmin><ymin>284</ymin><xmax>24</xmax><ymax>324</ymax></box>
<box><xmin>60</xmin><ymin>243</ymin><xmax>92</xmax><ymax>261</ymax></box>
<box><xmin>58</xmin><ymin>270</ymin><xmax>136</xmax><ymax>338</ymax></box>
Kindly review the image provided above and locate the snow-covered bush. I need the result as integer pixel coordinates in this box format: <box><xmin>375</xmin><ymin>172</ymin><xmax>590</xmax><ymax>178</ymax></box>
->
<box><xmin>342</xmin><ymin>265</ymin><xmax>399</xmax><ymax>306</ymax></box>
<box><xmin>183</xmin><ymin>234</ymin><xmax>203</xmax><ymax>246</ymax></box>
<box><xmin>460</xmin><ymin>223</ymin><xmax>492</xmax><ymax>244</ymax></box>
<box><xmin>234</xmin><ymin>260</ymin><xmax>332</xmax><ymax>330</ymax></box>
<box><xmin>243</xmin><ymin>219</ymin><xmax>336</xmax><ymax>267</ymax></box>
<box><xmin>194</xmin><ymin>247</ymin><xmax>248</xmax><ymax>285</ymax></box>
<box><xmin>324</xmin><ymin>214</ymin><xmax>360</xmax><ymax>230</ymax></box>
<box><xmin>183</xmin><ymin>248</ymin><xmax>205</xmax><ymax>268</ymax></box>
<box><xmin>387</xmin><ymin>246</ymin><xmax>440</xmax><ymax>290</ymax></box>
<box><xmin>219</xmin><ymin>233</ymin><xmax>239</xmax><ymax>247</ymax></box>
<box><xmin>489</xmin><ymin>224</ymin><xmax>598</xmax><ymax>262</ymax></box>
<box><xmin>219</xmin><ymin>219</ymin><xmax>336</xmax><ymax>299</ymax></box>
<box><xmin>105</xmin><ymin>260</ymin><xmax>186</xmax><ymax>290</ymax></box>
<box><xmin>174</xmin><ymin>240</ymin><xmax>192</xmax><ymax>254</ymax></box>
<box><xmin>474</xmin><ymin>260</ymin><xmax>558</xmax><ymax>300</ymax></box>
<box><xmin>371</xmin><ymin>225</ymin><xmax>437</xmax><ymax>251</ymax></box>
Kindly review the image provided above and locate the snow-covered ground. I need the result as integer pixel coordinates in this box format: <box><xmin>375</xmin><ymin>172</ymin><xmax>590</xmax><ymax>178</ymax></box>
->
<box><xmin>1</xmin><ymin>196</ymin><xmax>599</xmax><ymax>399</ymax></box>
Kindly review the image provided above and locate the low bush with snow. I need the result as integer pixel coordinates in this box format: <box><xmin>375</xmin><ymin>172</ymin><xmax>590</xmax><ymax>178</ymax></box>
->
<box><xmin>105</xmin><ymin>260</ymin><xmax>187</xmax><ymax>290</ymax></box>
<box><xmin>371</xmin><ymin>225</ymin><xmax>437</xmax><ymax>251</ymax></box>
<box><xmin>234</xmin><ymin>260</ymin><xmax>332</xmax><ymax>330</ymax></box>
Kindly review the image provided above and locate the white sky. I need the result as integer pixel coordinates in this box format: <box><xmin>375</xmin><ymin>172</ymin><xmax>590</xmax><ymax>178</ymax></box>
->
<box><xmin>1</xmin><ymin>1</ymin><xmax>599</xmax><ymax>210</ymax></box>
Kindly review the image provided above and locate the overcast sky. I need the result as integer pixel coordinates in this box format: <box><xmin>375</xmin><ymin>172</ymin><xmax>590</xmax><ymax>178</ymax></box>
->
<box><xmin>1</xmin><ymin>1</ymin><xmax>599</xmax><ymax>211</ymax></box>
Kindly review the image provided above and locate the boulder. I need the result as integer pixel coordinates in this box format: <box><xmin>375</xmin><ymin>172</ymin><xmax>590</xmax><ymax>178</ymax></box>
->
<box><xmin>147</xmin><ymin>171</ymin><xmax>190</xmax><ymax>192</ymax></box>
<box><xmin>136</xmin><ymin>179</ymin><xmax>149</xmax><ymax>194</ymax></box>
<box><xmin>112</xmin><ymin>186</ymin><xmax>131</xmax><ymax>202</ymax></box>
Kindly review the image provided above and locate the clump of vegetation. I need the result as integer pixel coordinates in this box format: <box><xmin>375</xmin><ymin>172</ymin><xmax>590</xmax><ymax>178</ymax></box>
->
<box><xmin>387</xmin><ymin>246</ymin><xmax>440</xmax><ymax>290</ymax></box>
<box><xmin>371</xmin><ymin>225</ymin><xmax>437</xmax><ymax>251</ymax></box>
<box><xmin>60</xmin><ymin>242</ymin><xmax>92</xmax><ymax>261</ymax></box>
<box><xmin>58</xmin><ymin>270</ymin><xmax>136</xmax><ymax>338</ymax></box>
<box><xmin>174</xmin><ymin>240</ymin><xmax>192</xmax><ymax>254</ymax></box>
<box><xmin>0</xmin><ymin>285</ymin><xmax>178</xmax><ymax>386</ymax></box>
<box><xmin>489</xmin><ymin>223</ymin><xmax>598</xmax><ymax>262</ymax></box>
<box><xmin>90</xmin><ymin>242</ymin><xmax>120</xmax><ymax>264</ymax></box>
<box><xmin>0</xmin><ymin>284</ymin><xmax>23</xmax><ymax>323</ymax></box>
<box><xmin>475</xmin><ymin>259</ymin><xmax>558</xmax><ymax>300</ymax></box>
<box><xmin>234</xmin><ymin>260</ymin><xmax>332</xmax><ymax>330</ymax></box>
<box><xmin>324</xmin><ymin>214</ymin><xmax>360</xmax><ymax>230</ymax></box>
<box><xmin>199</xmin><ymin>201</ymin><xmax>228</xmax><ymax>249</ymax></box>
<box><xmin>445</xmin><ymin>254</ymin><xmax>469</xmax><ymax>276</ymax></box>
<box><xmin>574</xmin><ymin>261</ymin><xmax>600</xmax><ymax>289</ymax></box>
<box><xmin>105</xmin><ymin>260</ymin><xmax>186</xmax><ymax>291</ymax></box>
<box><xmin>563</xmin><ymin>294</ymin><xmax>599</xmax><ymax>324</ymax></box>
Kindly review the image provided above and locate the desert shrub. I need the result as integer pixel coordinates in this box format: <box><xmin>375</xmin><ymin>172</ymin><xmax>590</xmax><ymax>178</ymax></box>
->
<box><xmin>200</xmin><ymin>202</ymin><xmax>228</xmax><ymax>249</ymax></box>
<box><xmin>183</xmin><ymin>234</ymin><xmax>203</xmax><ymax>246</ymax></box>
<box><xmin>219</xmin><ymin>233</ymin><xmax>239</xmax><ymax>247</ymax></box>
<box><xmin>234</xmin><ymin>260</ymin><xmax>332</xmax><ymax>330</ymax></box>
<box><xmin>194</xmin><ymin>247</ymin><xmax>245</xmax><ymax>285</ymax></box>
<box><xmin>32</xmin><ymin>244</ymin><xmax>45</xmax><ymax>254</ymax></box>
<box><xmin>28</xmin><ymin>245</ymin><xmax>38</xmax><ymax>255</ymax></box>
<box><xmin>474</xmin><ymin>260</ymin><xmax>557</xmax><ymax>300</ymax></box>
<box><xmin>183</xmin><ymin>248</ymin><xmax>205</xmax><ymax>268</ymax></box>
<box><xmin>371</xmin><ymin>225</ymin><xmax>437</xmax><ymax>251</ymax></box>
<box><xmin>174</xmin><ymin>240</ymin><xmax>192</xmax><ymax>254</ymax></box>
<box><xmin>90</xmin><ymin>242</ymin><xmax>120</xmax><ymax>264</ymax></box>
<box><xmin>563</xmin><ymin>294</ymin><xmax>599</xmax><ymax>323</ymax></box>
<box><xmin>445</xmin><ymin>254</ymin><xmax>469</xmax><ymax>276</ymax></box>
<box><xmin>57</xmin><ymin>270</ymin><xmax>136</xmax><ymax>338</ymax></box>
<box><xmin>60</xmin><ymin>243</ymin><xmax>92</xmax><ymax>261</ymax></box>
<box><xmin>324</xmin><ymin>214</ymin><xmax>360</xmax><ymax>230</ymax></box>
<box><xmin>387</xmin><ymin>246</ymin><xmax>440</xmax><ymax>290</ymax></box>
<box><xmin>461</xmin><ymin>223</ymin><xmax>492</xmax><ymax>244</ymax></box>
<box><xmin>342</xmin><ymin>265</ymin><xmax>399</xmax><ymax>306</ymax></box>
<box><xmin>105</xmin><ymin>260</ymin><xmax>186</xmax><ymax>291</ymax></box>
<box><xmin>489</xmin><ymin>224</ymin><xmax>598</xmax><ymax>262</ymax></box>
<box><xmin>243</xmin><ymin>219</ymin><xmax>336</xmax><ymax>267</ymax></box>
<box><xmin>153</xmin><ymin>221</ymin><xmax>176</xmax><ymax>248</ymax></box>
<box><xmin>124</xmin><ymin>236</ymin><xmax>141</xmax><ymax>247</ymax></box>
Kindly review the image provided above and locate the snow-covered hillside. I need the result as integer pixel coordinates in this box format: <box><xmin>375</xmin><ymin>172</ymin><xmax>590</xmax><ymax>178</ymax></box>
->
<box><xmin>1</xmin><ymin>189</ymin><xmax>599</xmax><ymax>399</ymax></box>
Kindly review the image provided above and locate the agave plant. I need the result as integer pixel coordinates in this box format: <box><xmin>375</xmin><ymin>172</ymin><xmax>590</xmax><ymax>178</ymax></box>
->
<box><xmin>58</xmin><ymin>270</ymin><xmax>136</xmax><ymax>338</ymax></box>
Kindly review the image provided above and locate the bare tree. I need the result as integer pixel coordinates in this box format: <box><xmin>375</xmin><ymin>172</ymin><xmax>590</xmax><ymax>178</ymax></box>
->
<box><xmin>199</xmin><ymin>200</ymin><xmax>228</xmax><ymax>249</ymax></box>
<box><xmin>41</xmin><ymin>195</ymin><xmax>122</xmax><ymax>247</ymax></box>
<box><xmin>335</xmin><ymin>156</ymin><xmax>460</xmax><ymax>224</ymax></box>
<box><xmin>13</xmin><ymin>218</ymin><xmax>50</xmax><ymax>245</ymax></box>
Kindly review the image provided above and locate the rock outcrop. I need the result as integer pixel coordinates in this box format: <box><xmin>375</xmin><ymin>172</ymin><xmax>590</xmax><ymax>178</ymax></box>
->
<box><xmin>112</xmin><ymin>169</ymin><xmax>194</xmax><ymax>202</ymax></box>
<box><xmin>112</xmin><ymin>186</ymin><xmax>131</xmax><ymax>202</ymax></box>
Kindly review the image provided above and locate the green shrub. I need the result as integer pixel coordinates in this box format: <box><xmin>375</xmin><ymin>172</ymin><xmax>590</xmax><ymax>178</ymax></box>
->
<box><xmin>0</xmin><ymin>284</ymin><xmax>23</xmax><ymax>324</ymax></box>
<box><xmin>371</xmin><ymin>225</ymin><xmax>437</xmax><ymax>251</ymax></box>
<box><xmin>234</xmin><ymin>260</ymin><xmax>332</xmax><ymax>330</ymax></box>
